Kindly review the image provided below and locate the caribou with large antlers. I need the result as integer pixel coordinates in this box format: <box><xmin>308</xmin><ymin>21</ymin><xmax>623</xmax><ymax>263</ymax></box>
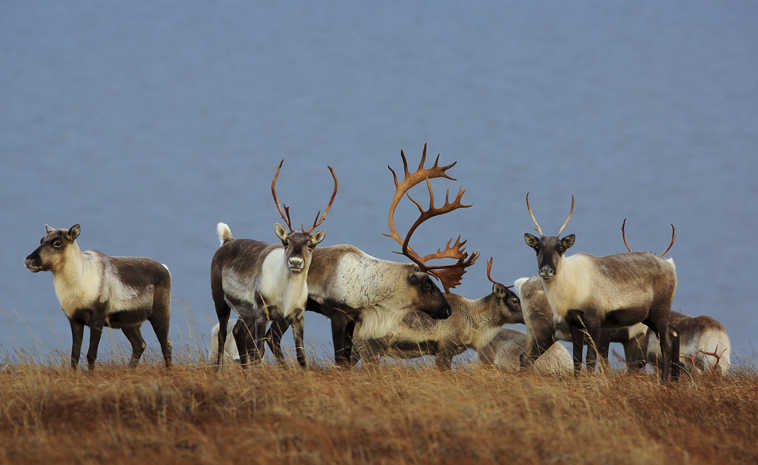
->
<box><xmin>210</xmin><ymin>160</ymin><xmax>338</xmax><ymax>368</ymax></box>
<box><xmin>264</xmin><ymin>144</ymin><xmax>475</xmax><ymax>366</ymax></box>
<box><xmin>522</xmin><ymin>194</ymin><xmax>680</xmax><ymax>380</ymax></box>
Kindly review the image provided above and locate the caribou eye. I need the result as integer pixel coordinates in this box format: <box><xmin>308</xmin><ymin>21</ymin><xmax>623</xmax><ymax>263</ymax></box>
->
<box><xmin>52</xmin><ymin>239</ymin><xmax>63</xmax><ymax>248</ymax></box>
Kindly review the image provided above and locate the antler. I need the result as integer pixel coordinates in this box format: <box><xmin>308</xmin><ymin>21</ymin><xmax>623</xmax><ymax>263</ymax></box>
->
<box><xmin>525</xmin><ymin>192</ymin><xmax>544</xmax><ymax>236</ymax></box>
<box><xmin>620</xmin><ymin>219</ymin><xmax>676</xmax><ymax>257</ymax></box>
<box><xmin>485</xmin><ymin>257</ymin><xmax>512</xmax><ymax>290</ymax></box>
<box><xmin>659</xmin><ymin>224</ymin><xmax>676</xmax><ymax>258</ymax></box>
<box><xmin>698</xmin><ymin>345</ymin><xmax>726</xmax><ymax>371</ymax></box>
<box><xmin>557</xmin><ymin>195</ymin><xmax>575</xmax><ymax>236</ymax></box>
<box><xmin>385</xmin><ymin>144</ymin><xmax>479</xmax><ymax>292</ymax></box>
<box><xmin>526</xmin><ymin>193</ymin><xmax>574</xmax><ymax>236</ymax></box>
<box><xmin>621</xmin><ymin>218</ymin><xmax>633</xmax><ymax>253</ymax></box>
<box><xmin>302</xmin><ymin>166</ymin><xmax>338</xmax><ymax>234</ymax></box>
<box><xmin>271</xmin><ymin>160</ymin><xmax>294</xmax><ymax>232</ymax></box>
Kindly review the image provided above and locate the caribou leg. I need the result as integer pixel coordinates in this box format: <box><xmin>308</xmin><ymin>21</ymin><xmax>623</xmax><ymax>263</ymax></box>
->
<box><xmin>69</xmin><ymin>318</ymin><xmax>84</xmax><ymax>370</ymax></box>
<box><xmin>566</xmin><ymin>310</ymin><xmax>588</xmax><ymax>376</ymax></box>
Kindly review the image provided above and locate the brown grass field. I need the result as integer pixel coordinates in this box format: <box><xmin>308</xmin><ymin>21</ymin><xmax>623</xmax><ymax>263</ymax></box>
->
<box><xmin>0</xmin><ymin>359</ymin><xmax>756</xmax><ymax>465</ymax></box>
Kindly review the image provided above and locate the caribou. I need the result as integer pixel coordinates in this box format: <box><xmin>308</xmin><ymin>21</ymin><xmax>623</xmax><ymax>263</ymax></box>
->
<box><xmin>210</xmin><ymin>160</ymin><xmax>337</xmax><ymax>368</ymax></box>
<box><xmin>351</xmin><ymin>258</ymin><xmax>522</xmax><ymax>369</ymax></box>
<box><xmin>264</xmin><ymin>145</ymin><xmax>475</xmax><ymax>366</ymax></box>
<box><xmin>619</xmin><ymin>219</ymin><xmax>730</xmax><ymax>375</ymax></box>
<box><xmin>24</xmin><ymin>224</ymin><xmax>172</xmax><ymax>370</ymax></box>
<box><xmin>522</xmin><ymin>194</ymin><xmax>680</xmax><ymax>380</ymax></box>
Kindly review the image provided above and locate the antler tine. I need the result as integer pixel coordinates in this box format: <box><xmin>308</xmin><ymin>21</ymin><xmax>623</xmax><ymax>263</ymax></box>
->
<box><xmin>621</xmin><ymin>218</ymin><xmax>633</xmax><ymax>253</ymax></box>
<box><xmin>525</xmin><ymin>192</ymin><xmax>544</xmax><ymax>236</ymax></box>
<box><xmin>556</xmin><ymin>194</ymin><xmax>575</xmax><ymax>236</ymax></box>
<box><xmin>485</xmin><ymin>257</ymin><xmax>511</xmax><ymax>290</ymax></box>
<box><xmin>659</xmin><ymin>224</ymin><xmax>676</xmax><ymax>258</ymax></box>
<box><xmin>271</xmin><ymin>160</ymin><xmax>294</xmax><ymax>232</ymax></box>
<box><xmin>303</xmin><ymin>166</ymin><xmax>338</xmax><ymax>234</ymax></box>
<box><xmin>698</xmin><ymin>345</ymin><xmax>726</xmax><ymax>371</ymax></box>
<box><xmin>421</xmin><ymin>235</ymin><xmax>468</xmax><ymax>262</ymax></box>
<box><xmin>385</xmin><ymin>144</ymin><xmax>463</xmax><ymax>255</ymax></box>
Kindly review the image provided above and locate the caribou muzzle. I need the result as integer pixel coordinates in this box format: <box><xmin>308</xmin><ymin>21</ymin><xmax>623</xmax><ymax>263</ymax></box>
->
<box><xmin>539</xmin><ymin>265</ymin><xmax>555</xmax><ymax>280</ymax></box>
<box><xmin>288</xmin><ymin>256</ymin><xmax>305</xmax><ymax>273</ymax></box>
<box><xmin>24</xmin><ymin>250</ymin><xmax>44</xmax><ymax>272</ymax></box>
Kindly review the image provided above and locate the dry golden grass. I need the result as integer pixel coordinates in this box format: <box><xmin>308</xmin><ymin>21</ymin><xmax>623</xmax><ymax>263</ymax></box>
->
<box><xmin>0</xmin><ymin>359</ymin><xmax>756</xmax><ymax>465</ymax></box>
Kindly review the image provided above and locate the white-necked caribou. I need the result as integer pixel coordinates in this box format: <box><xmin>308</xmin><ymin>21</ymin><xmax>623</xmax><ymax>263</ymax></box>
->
<box><xmin>211</xmin><ymin>160</ymin><xmax>337</xmax><ymax>368</ymax></box>
<box><xmin>24</xmin><ymin>224</ymin><xmax>172</xmax><ymax>370</ymax></box>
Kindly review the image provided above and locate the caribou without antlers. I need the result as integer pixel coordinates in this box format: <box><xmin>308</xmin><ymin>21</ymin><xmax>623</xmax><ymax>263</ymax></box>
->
<box><xmin>24</xmin><ymin>224</ymin><xmax>172</xmax><ymax>370</ymax></box>
<box><xmin>523</xmin><ymin>194</ymin><xmax>680</xmax><ymax>381</ymax></box>
<box><xmin>210</xmin><ymin>160</ymin><xmax>337</xmax><ymax>368</ymax></box>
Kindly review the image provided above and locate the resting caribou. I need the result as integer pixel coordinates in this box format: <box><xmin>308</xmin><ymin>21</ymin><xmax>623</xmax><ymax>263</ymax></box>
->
<box><xmin>477</xmin><ymin>328</ymin><xmax>573</xmax><ymax>375</ymax></box>
<box><xmin>619</xmin><ymin>219</ymin><xmax>730</xmax><ymax>375</ymax></box>
<box><xmin>265</xmin><ymin>145</ymin><xmax>474</xmax><ymax>366</ymax></box>
<box><xmin>211</xmin><ymin>160</ymin><xmax>338</xmax><ymax>368</ymax></box>
<box><xmin>522</xmin><ymin>194</ymin><xmax>680</xmax><ymax>380</ymax></box>
<box><xmin>24</xmin><ymin>224</ymin><xmax>172</xmax><ymax>370</ymax></box>
<box><xmin>352</xmin><ymin>258</ymin><xmax>522</xmax><ymax>369</ymax></box>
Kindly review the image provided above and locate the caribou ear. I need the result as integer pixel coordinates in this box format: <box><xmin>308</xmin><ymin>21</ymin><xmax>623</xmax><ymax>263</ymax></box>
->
<box><xmin>524</xmin><ymin>233</ymin><xmax>540</xmax><ymax>250</ymax></box>
<box><xmin>274</xmin><ymin>223</ymin><xmax>289</xmax><ymax>242</ymax></box>
<box><xmin>67</xmin><ymin>224</ymin><xmax>81</xmax><ymax>241</ymax></box>
<box><xmin>45</xmin><ymin>224</ymin><xmax>55</xmax><ymax>234</ymax></box>
<box><xmin>561</xmin><ymin>234</ymin><xmax>575</xmax><ymax>251</ymax></box>
<box><xmin>309</xmin><ymin>230</ymin><xmax>325</xmax><ymax>247</ymax></box>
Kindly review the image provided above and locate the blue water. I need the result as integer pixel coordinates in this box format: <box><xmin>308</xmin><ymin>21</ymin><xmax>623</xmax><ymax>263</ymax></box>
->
<box><xmin>2</xmin><ymin>1</ymin><xmax>757</xmax><ymax>364</ymax></box>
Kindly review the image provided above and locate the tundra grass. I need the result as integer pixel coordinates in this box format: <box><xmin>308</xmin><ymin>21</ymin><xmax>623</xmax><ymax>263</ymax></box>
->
<box><xmin>0</xmin><ymin>361</ymin><xmax>755</xmax><ymax>465</ymax></box>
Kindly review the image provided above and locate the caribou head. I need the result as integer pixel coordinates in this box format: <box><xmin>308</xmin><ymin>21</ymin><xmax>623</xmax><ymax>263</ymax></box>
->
<box><xmin>271</xmin><ymin>160</ymin><xmax>338</xmax><ymax>274</ymax></box>
<box><xmin>523</xmin><ymin>193</ymin><xmax>576</xmax><ymax>281</ymax></box>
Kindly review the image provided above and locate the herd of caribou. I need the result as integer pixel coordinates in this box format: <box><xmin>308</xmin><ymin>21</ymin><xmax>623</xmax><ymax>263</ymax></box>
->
<box><xmin>24</xmin><ymin>145</ymin><xmax>731</xmax><ymax>380</ymax></box>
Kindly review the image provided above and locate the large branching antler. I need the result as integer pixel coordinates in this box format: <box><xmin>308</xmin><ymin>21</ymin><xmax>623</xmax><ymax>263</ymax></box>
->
<box><xmin>271</xmin><ymin>160</ymin><xmax>339</xmax><ymax>234</ymax></box>
<box><xmin>385</xmin><ymin>143</ymin><xmax>479</xmax><ymax>292</ymax></box>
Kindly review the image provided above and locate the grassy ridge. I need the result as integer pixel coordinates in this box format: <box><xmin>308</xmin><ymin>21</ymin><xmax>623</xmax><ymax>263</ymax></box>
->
<box><xmin>0</xmin><ymin>362</ymin><xmax>756</xmax><ymax>465</ymax></box>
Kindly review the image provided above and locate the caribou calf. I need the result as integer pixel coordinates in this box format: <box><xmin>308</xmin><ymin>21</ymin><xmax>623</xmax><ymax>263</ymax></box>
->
<box><xmin>24</xmin><ymin>224</ymin><xmax>172</xmax><ymax>370</ymax></box>
<box><xmin>352</xmin><ymin>258</ymin><xmax>521</xmax><ymax>369</ymax></box>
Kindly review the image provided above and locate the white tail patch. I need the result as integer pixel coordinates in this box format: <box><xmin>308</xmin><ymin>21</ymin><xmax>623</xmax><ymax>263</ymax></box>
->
<box><xmin>217</xmin><ymin>222</ymin><xmax>233</xmax><ymax>246</ymax></box>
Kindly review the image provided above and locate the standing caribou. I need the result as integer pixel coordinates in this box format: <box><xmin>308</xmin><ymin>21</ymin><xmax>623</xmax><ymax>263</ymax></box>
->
<box><xmin>351</xmin><ymin>258</ymin><xmax>522</xmax><ymax>369</ymax></box>
<box><xmin>620</xmin><ymin>219</ymin><xmax>730</xmax><ymax>375</ymax></box>
<box><xmin>264</xmin><ymin>145</ymin><xmax>477</xmax><ymax>366</ymax></box>
<box><xmin>522</xmin><ymin>194</ymin><xmax>680</xmax><ymax>380</ymax></box>
<box><xmin>211</xmin><ymin>160</ymin><xmax>338</xmax><ymax>368</ymax></box>
<box><xmin>24</xmin><ymin>224</ymin><xmax>172</xmax><ymax>370</ymax></box>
